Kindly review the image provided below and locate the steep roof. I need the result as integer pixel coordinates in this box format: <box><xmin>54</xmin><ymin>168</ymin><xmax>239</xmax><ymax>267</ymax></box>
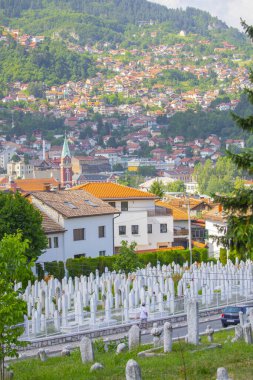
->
<box><xmin>31</xmin><ymin>189</ymin><xmax>117</xmax><ymax>218</ymax></box>
<box><xmin>71</xmin><ymin>182</ymin><xmax>158</xmax><ymax>200</ymax></box>
<box><xmin>61</xmin><ymin>135</ymin><xmax>71</xmax><ymax>158</ymax></box>
<box><xmin>40</xmin><ymin>211</ymin><xmax>65</xmax><ymax>234</ymax></box>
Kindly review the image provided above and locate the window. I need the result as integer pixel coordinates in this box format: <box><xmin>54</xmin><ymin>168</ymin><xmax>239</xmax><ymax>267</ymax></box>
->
<box><xmin>54</xmin><ymin>237</ymin><xmax>59</xmax><ymax>248</ymax></box>
<box><xmin>131</xmin><ymin>225</ymin><xmax>139</xmax><ymax>235</ymax></box>
<box><xmin>74</xmin><ymin>253</ymin><xmax>86</xmax><ymax>258</ymax></box>
<box><xmin>98</xmin><ymin>226</ymin><xmax>105</xmax><ymax>238</ymax></box>
<box><xmin>48</xmin><ymin>237</ymin><xmax>52</xmax><ymax>249</ymax></box>
<box><xmin>73</xmin><ymin>228</ymin><xmax>85</xmax><ymax>241</ymax></box>
<box><xmin>99</xmin><ymin>250</ymin><xmax>106</xmax><ymax>256</ymax></box>
<box><xmin>160</xmin><ymin>224</ymin><xmax>167</xmax><ymax>233</ymax></box>
<box><xmin>121</xmin><ymin>201</ymin><xmax>128</xmax><ymax>211</ymax></box>
<box><xmin>108</xmin><ymin>201</ymin><xmax>116</xmax><ymax>208</ymax></box>
<box><xmin>147</xmin><ymin>224</ymin><xmax>152</xmax><ymax>234</ymax></box>
<box><xmin>119</xmin><ymin>225</ymin><xmax>126</xmax><ymax>235</ymax></box>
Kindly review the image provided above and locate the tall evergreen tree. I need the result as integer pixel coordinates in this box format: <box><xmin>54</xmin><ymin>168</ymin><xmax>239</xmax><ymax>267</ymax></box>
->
<box><xmin>214</xmin><ymin>22</ymin><xmax>253</xmax><ymax>258</ymax></box>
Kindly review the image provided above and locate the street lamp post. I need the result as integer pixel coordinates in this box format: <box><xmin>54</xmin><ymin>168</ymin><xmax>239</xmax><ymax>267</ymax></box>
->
<box><xmin>187</xmin><ymin>197</ymin><xmax>192</xmax><ymax>267</ymax></box>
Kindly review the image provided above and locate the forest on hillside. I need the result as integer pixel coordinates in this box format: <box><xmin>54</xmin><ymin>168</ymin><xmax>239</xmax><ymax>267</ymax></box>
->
<box><xmin>0</xmin><ymin>38</ymin><xmax>95</xmax><ymax>95</ymax></box>
<box><xmin>0</xmin><ymin>0</ymin><xmax>244</xmax><ymax>44</ymax></box>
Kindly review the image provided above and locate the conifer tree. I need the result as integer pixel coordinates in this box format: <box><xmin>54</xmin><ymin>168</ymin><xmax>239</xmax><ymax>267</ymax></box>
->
<box><xmin>214</xmin><ymin>22</ymin><xmax>253</xmax><ymax>258</ymax></box>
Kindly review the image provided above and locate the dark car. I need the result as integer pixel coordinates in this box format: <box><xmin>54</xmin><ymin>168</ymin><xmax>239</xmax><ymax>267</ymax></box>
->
<box><xmin>221</xmin><ymin>306</ymin><xmax>249</xmax><ymax>327</ymax></box>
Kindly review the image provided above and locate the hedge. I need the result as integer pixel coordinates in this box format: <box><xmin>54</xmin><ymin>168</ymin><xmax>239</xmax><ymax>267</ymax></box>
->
<box><xmin>36</xmin><ymin>248</ymin><xmax>209</xmax><ymax>280</ymax></box>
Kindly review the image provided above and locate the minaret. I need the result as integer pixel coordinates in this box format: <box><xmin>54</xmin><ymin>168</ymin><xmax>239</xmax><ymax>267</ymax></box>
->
<box><xmin>60</xmin><ymin>134</ymin><xmax>72</xmax><ymax>188</ymax></box>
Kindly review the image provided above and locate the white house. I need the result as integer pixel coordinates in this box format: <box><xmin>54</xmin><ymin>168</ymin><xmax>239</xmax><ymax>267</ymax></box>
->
<box><xmin>72</xmin><ymin>182</ymin><xmax>174</xmax><ymax>252</ymax></box>
<box><xmin>7</xmin><ymin>159</ymin><xmax>34</xmax><ymax>179</ymax></box>
<box><xmin>185</xmin><ymin>181</ymin><xmax>199</xmax><ymax>195</ymax></box>
<box><xmin>0</xmin><ymin>147</ymin><xmax>16</xmax><ymax>170</ymax></box>
<box><xmin>204</xmin><ymin>205</ymin><xmax>226</xmax><ymax>258</ymax></box>
<box><xmin>31</xmin><ymin>190</ymin><xmax>117</xmax><ymax>263</ymax></box>
<box><xmin>155</xmin><ymin>200</ymin><xmax>189</xmax><ymax>248</ymax></box>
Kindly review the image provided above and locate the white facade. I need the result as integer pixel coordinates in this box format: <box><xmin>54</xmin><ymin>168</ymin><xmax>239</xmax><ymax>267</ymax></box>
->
<box><xmin>7</xmin><ymin>160</ymin><xmax>34</xmax><ymax>178</ymax></box>
<box><xmin>205</xmin><ymin>219</ymin><xmax>226</xmax><ymax>258</ymax></box>
<box><xmin>31</xmin><ymin>196</ymin><xmax>114</xmax><ymax>263</ymax></box>
<box><xmin>185</xmin><ymin>181</ymin><xmax>199</xmax><ymax>195</ymax></box>
<box><xmin>110</xmin><ymin>199</ymin><xmax>174</xmax><ymax>251</ymax></box>
<box><xmin>0</xmin><ymin>148</ymin><xmax>16</xmax><ymax>170</ymax></box>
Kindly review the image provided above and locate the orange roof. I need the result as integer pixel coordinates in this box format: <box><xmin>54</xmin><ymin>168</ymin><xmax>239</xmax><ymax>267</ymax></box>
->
<box><xmin>192</xmin><ymin>241</ymin><xmax>207</xmax><ymax>248</ymax></box>
<box><xmin>137</xmin><ymin>246</ymin><xmax>184</xmax><ymax>253</ymax></box>
<box><xmin>71</xmin><ymin>182</ymin><xmax>157</xmax><ymax>200</ymax></box>
<box><xmin>15</xmin><ymin>178</ymin><xmax>60</xmax><ymax>192</ymax></box>
<box><xmin>155</xmin><ymin>200</ymin><xmax>188</xmax><ymax>220</ymax></box>
<box><xmin>203</xmin><ymin>205</ymin><xmax>225</xmax><ymax>222</ymax></box>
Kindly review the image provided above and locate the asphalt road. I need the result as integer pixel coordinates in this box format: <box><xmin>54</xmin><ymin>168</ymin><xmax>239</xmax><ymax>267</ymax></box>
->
<box><xmin>141</xmin><ymin>316</ymin><xmax>227</xmax><ymax>344</ymax></box>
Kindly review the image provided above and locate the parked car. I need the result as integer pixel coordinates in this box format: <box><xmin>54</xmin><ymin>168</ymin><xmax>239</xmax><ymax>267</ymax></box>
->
<box><xmin>221</xmin><ymin>306</ymin><xmax>249</xmax><ymax>327</ymax></box>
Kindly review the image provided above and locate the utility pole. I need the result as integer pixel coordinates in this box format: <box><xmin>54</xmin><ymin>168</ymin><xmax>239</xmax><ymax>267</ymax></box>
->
<box><xmin>187</xmin><ymin>197</ymin><xmax>192</xmax><ymax>266</ymax></box>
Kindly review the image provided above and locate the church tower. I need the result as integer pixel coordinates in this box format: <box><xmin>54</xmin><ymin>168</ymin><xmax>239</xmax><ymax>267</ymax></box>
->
<box><xmin>60</xmin><ymin>135</ymin><xmax>72</xmax><ymax>188</ymax></box>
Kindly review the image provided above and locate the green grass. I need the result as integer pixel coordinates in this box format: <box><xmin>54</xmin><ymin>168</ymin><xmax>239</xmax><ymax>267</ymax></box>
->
<box><xmin>11</xmin><ymin>330</ymin><xmax>253</xmax><ymax>380</ymax></box>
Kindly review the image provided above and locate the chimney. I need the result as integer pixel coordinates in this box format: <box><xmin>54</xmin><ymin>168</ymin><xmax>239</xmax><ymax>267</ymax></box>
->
<box><xmin>43</xmin><ymin>183</ymin><xmax>51</xmax><ymax>191</ymax></box>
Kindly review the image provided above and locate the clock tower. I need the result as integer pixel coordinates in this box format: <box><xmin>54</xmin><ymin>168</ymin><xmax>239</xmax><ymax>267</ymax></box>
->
<box><xmin>60</xmin><ymin>135</ymin><xmax>72</xmax><ymax>188</ymax></box>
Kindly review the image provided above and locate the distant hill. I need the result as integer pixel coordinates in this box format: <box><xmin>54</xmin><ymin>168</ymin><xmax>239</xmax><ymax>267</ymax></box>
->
<box><xmin>0</xmin><ymin>0</ymin><xmax>245</xmax><ymax>45</ymax></box>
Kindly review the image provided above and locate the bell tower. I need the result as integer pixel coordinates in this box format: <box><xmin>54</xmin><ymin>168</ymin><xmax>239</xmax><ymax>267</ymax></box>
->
<box><xmin>60</xmin><ymin>134</ymin><xmax>72</xmax><ymax>188</ymax></box>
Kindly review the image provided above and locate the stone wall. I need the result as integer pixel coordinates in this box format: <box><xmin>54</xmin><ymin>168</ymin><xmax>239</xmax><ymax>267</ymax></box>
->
<box><xmin>19</xmin><ymin>306</ymin><xmax>223</xmax><ymax>351</ymax></box>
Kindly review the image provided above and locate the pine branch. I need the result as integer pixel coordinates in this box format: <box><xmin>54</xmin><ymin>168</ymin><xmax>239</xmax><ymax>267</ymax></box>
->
<box><xmin>214</xmin><ymin>189</ymin><xmax>253</xmax><ymax>213</ymax></box>
<box><xmin>226</xmin><ymin>150</ymin><xmax>253</xmax><ymax>172</ymax></box>
<box><xmin>231</xmin><ymin>113</ymin><xmax>253</xmax><ymax>133</ymax></box>
<box><xmin>241</xmin><ymin>19</ymin><xmax>253</xmax><ymax>40</ymax></box>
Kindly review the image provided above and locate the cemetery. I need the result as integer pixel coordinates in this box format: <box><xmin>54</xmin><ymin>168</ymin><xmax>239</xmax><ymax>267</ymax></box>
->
<box><xmin>11</xmin><ymin>306</ymin><xmax>253</xmax><ymax>379</ymax></box>
<box><xmin>6</xmin><ymin>259</ymin><xmax>253</xmax><ymax>379</ymax></box>
<box><xmin>19</xmin><ymin>259</ymin><xmax>253</xmax><ymax>340</ymax></box>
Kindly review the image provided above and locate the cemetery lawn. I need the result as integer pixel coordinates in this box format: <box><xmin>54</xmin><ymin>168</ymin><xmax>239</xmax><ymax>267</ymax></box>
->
<box><xmin>11</xmin><ymin>330</ymin><xmax>253</xmax><ymax>380</ymax></box>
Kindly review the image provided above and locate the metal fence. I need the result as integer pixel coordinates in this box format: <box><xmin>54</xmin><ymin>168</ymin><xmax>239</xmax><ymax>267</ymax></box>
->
<box><xmin>20</xmin><ymin>288</ymin><xmax>252</xmax><ymax>341</ymax></box>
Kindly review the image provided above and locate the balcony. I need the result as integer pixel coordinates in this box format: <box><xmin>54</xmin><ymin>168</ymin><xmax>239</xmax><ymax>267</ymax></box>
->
<box><xmin>147</xmin><ymin>207</ymin><xmax>172</xmax><ymax>217</ymax></box>
<box><xmin>174</xmin><ymin>228</ymin><xmax>189</xmax><ymax>236</ymax></box>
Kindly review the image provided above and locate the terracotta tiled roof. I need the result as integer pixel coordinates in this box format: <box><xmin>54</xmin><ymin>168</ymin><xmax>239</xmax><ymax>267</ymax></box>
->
<box><xmin>0</xmin><ymin>177</ymin><xmax>8</xmax><ymax>185</ymax></box>
<box><xmin>155</xmin><ymin>200</ymin><xmax>188</xmax><ymax>220</ymax></box>
<box><xmin>40</xmin><ymin>211</ymin><xmax>65</xmax><ymax>234</ymax></box>
<box><xmin>164</xmin><ymin>196</ymin><xmax>211</xmax><ymax>210</ymax></box>
<box><xmin>203</xmin><ymin>205</ymin><xmax>225</xmax><ymax>222</ymax></box>
<box><xmin>71</xmin><ymin>182</ymin><xmax>157</xmax><ymax>200</ymax></box>
<box><xmin>31</xmin><ymin>190</ymin><xmax>117</xmax><ymax>218</ymax></box>
<box><xmin>15</xmin><ymin>178</ymin><xmax>60</xmax><ymax>192</ymax></box>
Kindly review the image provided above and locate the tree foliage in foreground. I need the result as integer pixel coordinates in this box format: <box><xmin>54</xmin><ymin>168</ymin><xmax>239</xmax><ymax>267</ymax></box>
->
<box><xmin>0</xmin><ymin>233</ymin><xmax>32</xmax><ymax>379</ymax></box>
<box><xmin>0</xmin><ymin>192</ymin><xmax>47</xmax><ymax>261</ymax></box>
<box><xmin>214</xmin><ymin>22</ymin><xmax>253</xmax><ymax>258</ymax></box>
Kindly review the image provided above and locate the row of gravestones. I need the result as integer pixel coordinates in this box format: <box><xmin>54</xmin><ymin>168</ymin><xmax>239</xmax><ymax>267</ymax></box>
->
<box><xmin>19</xmin><ymin>259</ymin><xmax>253</xmax><ymax>336</ymax></box>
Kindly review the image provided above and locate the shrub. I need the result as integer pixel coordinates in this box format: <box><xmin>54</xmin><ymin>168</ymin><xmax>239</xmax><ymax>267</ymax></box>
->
<box><xmin>41</xmin><ymin>248</ymin><xmax>209</xmax><ymax>280</ymax></box>
<box><xmin>219</xmin><ymin>248</ymin><xmax>227</xmax><ymax>265</ymax></box>
<box><xmin>44</xmin><ymin>261</ymin><xmax>65</xmax><ymax>280</ymax></box>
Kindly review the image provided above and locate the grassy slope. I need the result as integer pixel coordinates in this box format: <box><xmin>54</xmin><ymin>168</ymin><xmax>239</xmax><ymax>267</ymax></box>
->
<box><xmin>11</xmin><ymin>331</ymin><xmax>253</xmax><ymax>380</ymax></box>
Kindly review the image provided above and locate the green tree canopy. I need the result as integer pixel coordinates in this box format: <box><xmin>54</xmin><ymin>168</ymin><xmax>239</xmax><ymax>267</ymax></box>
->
<box><xmin>214</xmin><ymin>21</ymin><xmax>253</xmax><ymax>258</ymax></box>
<box><xmin>149</xmin><ymin>180</ymin><xmax>165</xmax><ymax>198</ymax></box>
<box><xmin>166</xmin><ymin>180</ymin><xmax>185</xmax><ymax>193</ymax></box>
<box><xmin>0</xmin><ymin>192</ymin><xmax>47</xmax><ymax>261</ymax></box>
<box><xmin>194</xmin><ymin>157</ymin><xmax>240</xmax><ymax>196</ymax></box>
<box><xmin>113</xmin><ymin>241</ymin><xmax>142</xmax><ymax>274</ymax></box>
